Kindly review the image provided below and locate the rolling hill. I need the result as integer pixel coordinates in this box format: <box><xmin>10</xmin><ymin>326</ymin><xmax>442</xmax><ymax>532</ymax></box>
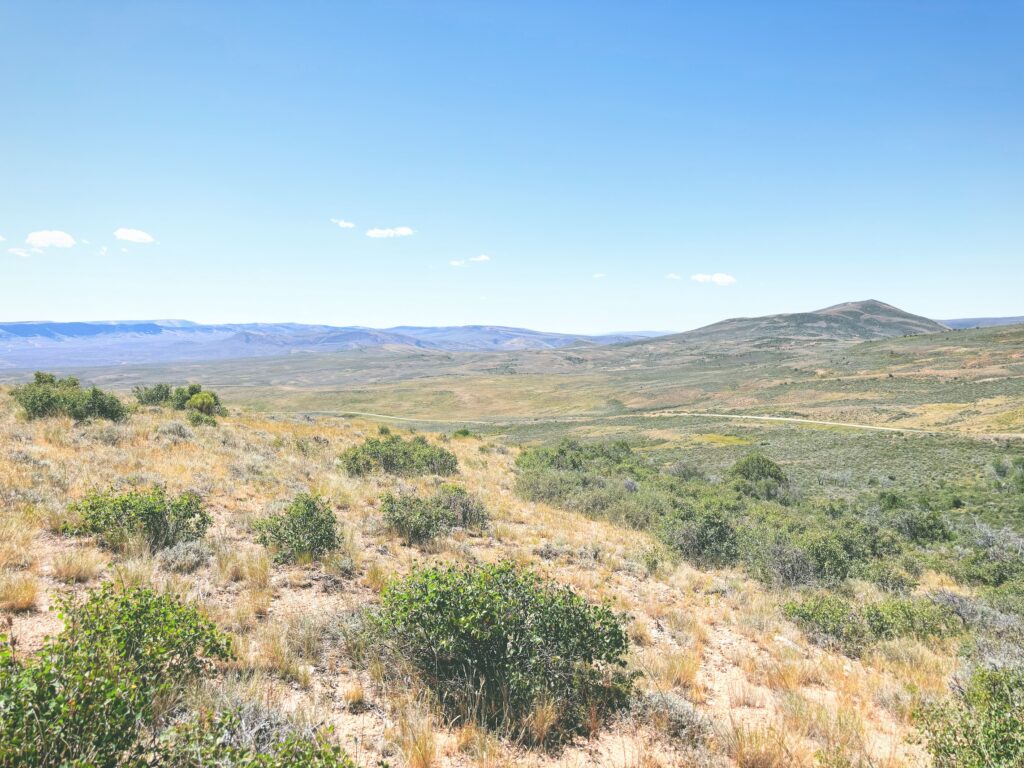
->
<box><xmin>636</xmin><ymin>299</ymin><xmax>947</xmax><ymax>349</ymax></box>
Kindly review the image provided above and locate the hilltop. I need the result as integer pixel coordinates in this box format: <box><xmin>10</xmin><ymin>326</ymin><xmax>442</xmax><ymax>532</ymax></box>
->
<box><xmin>639</xmin><ymin>300</ymin><xmax>947</xmax><ymax>350</ymax></box>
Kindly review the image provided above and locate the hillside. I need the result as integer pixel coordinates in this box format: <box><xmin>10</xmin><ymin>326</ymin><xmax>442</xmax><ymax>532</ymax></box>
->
<box><xmin>642</xmin><ymin>300</ymin><xmax>947</xmax><ymax>349</ymax></box>
<box><xmin>940</xmin><ymin>316</ymin><xmax>1024</xmax><ymax>330</ymax></box>
<box><xmin>0</xmin><ymin>321</ymin><xmax>654</xmax><ymax>370</ymax></box>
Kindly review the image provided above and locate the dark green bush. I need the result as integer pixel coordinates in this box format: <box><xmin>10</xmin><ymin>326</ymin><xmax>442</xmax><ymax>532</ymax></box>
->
<box><xmin>133</xmin><ymin>382</ymin><xmax>172</xmax><ymax>405</ymax></box>
<box><xmin>658</xmin><ymin>507</ymin><xmax>738</xmax><ymax>567</ymax></box>
<box><xmin>728</xmin><ymin>452</ymin><xmax>788</xmax><ymax>500</ymax></box>
<box><xmin>918</xmin><ymin>667</ymin><xmax>1024</xmax><ymax>767</ymax></box>
<box><xmin>70</xmin><ymin>486</ymin><xmax>211</xmax><ymax>552</ymax></box>
<box><xmin>371</xmin><ymin>561</ymin><xmax>632</xmax><ymax>743</ymax></box>
<box><xmin>784</xmin><ymin>593</ymin><xmax>871</xmax><ymax>655</ymax></box>
<box><xmin>188</xmin><ymin>410</ymin><xmax>218</xmax><ymax>427</ymax></box>
<box><xmin>864</xmin><ymin>597</ymin><xmax>961</xmax><ymax>640</ymax></box>
<box><xmin>340</xmin><ymin>434</ymin><xmax>458</xmax><ymax>476</ymax></box>
<box><xmin>170</xmin><ymin>383</ymin><xmax>224</xmax><ymax>413</ymax></box>
<box><xmin>11</xmin><ymin>371</ymin><xmax>126</xmax><ymax>422</ymax></box>
<box><xmin>255</xmin><ymin>493</ymin><xmax>339</xmax><ymax>563</ymax></box>
<box><xmin>382</xmin><ymin>484</ymin><xmax>487</xmax><ymax>546</ymax></box>
<box><xmin>0</xmin><ymin>585</ymin><xmax>232</xmax><ymax>768</ymax></box>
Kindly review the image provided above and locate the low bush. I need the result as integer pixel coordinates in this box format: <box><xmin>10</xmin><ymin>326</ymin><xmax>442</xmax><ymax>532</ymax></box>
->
<box><xmin>188</xmin><ymin>410</ymin><xmax>218</xmax><ymax>427</ymax></box>
<box><xmin>382</xmin><ymin>484</ymin><xmax>487</xmax><ymax>546</ymax></box>
<box><xmin>170</xmin><ymin>383</ymin><xmax>224</xmax><ymax>412</ymax></box>
<box><xmin>659</xmin><ymin>506</ymin><xmax>738</xmax><ymax>567</ymax></box>
<box><xmin>154</xmin><ymin>709</ymin><xmax>357</xmax><ymax>767</ymax></box>
<box><xmin>728</xmin><ymin>452</ymin><xmax>788</xmax><ymax>500</ymax></box>
<box><xmin>918</xmin><ymin>667</ymin><xmax>1024</xmax><ymax>768</ymax></box>
<box><xmin>0</xmin><ymin>585</ymin><xmax>232</xmax><ymax>767</ymax></box>
<box><xmin>786</xmin><ymin>593</ymin><xmax>963</xmax><ymax>655</ymax></box>
<box><xmin>784</xmin><ymin>593</ymin><xmax>871</xmax><ymax>655</ymax></box>
<box><xmin>11</xmin><ymin>371</ymin><xmax>126</xmax><ymax>422</ymax></box>
<box><xmin>158</xmin><ymin>540</ymin><xmax>211</xmax><ymax>573</ymax></box>
<box><xmin>133</xmin><ymin>382</ymin><xmax>171</xmax><ymax>405</ymax></box>
<box><xmin>70</xmin><ymin>486</ymin><xmax>211</xmax><ymax>552</ymax></box>
<box><xmin>340</xmin><ymin>434</ymin><xmax>458</xmax><ymax>477</ymax></box>
<box><xmin>370</xmin><ymin>561</ymin><xmax>632</xmax><ymax>743</ymax></box>
<box><xmin>255</xmin><ymin>493</ymin><xmax>339</xmax><ymax>563</ymax></box>
<box><xmin>864</xmin><ymin>597</ymin><xmax>961</xmax><ymax>641</ymax></box>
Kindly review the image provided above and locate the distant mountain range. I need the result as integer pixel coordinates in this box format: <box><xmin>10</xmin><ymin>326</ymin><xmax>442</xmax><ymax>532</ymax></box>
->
<box><xmin>2</xmin><ymin>301</ymin><xmax>1021</xmax><ymax>372</ymax></box>
<box><xmin>0</xmin><ymin>321</ymin><xmax>659</xmax><ymax>370</ymax></box>
<box><xmin>939</xmin><ymin>316</ymin><xmax>1024</xmax><ymax>330</ymax></box>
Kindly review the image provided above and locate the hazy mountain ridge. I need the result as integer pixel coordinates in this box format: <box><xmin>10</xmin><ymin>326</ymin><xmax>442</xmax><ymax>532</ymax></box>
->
<box><xmin>0</xmin><ymin>320</ymin><xmax>656</xmax><ymax>370</ymax></box>
<box><xmin>940</xmin><ymin>316</ymin><xmax>1024</xmax><ymax>330</ymax></box>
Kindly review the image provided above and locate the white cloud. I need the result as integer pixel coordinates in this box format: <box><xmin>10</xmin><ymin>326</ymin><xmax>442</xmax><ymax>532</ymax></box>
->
<box><xmin>7</xmin><ymin>247</ymin><xmax>31</xmax><ymax>258</ymax></box>
<box><xmin>114</xmin><ymin>227</ymin><xmax>154</xmax><ymax>243</ymax></box>
<box><xmin>691</xmin><ymin>272</ymin><xmax>736</xmax><ymax>286</ymax></box>
<box><xmin>330</xmin><ymin>218</ymin><xmax>355</xmax><ymax>229</ymax></box>
<box><xmin>592</xmin><ymin>272</ymin><xmax>606</xmax><ymax>279</ymax></box>
<box><xmin>26</xmin><ymin>230</ymin><xmax>76</xmax><ymax>248</ymax></box>
<box><xmin>0</xmin><ymin>234</ymin><xmax>6</xmax><ymax>242</ymax></box>
<box><xmin>366</xmin><ymin>226</ymin><xmax>414</xmax><ymax>238</ymax></box>
<box><xmin>666</xmin><ymin>272</ymin><xmax>681</xmax><ymax>280</ymax></box>
<box><xmin>99</xmin><ymin>246</ymin><xmax>109</xmax><ymax>257</ymax></box>
<box><xmin>469</xmin><ymin>254</ymin><xmax>490</xmax><ymax>262</ymax></box>
<box><xmin>449</xmin><ymin>259</ymin><xmax>466</xmax><ymax>267</ymax></box>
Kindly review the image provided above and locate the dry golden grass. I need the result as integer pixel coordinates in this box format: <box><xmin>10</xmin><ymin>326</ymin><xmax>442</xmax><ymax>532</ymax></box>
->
<box><xmin>0</xmin><ymin>571</ymin><xmax>40</xmax><ymax>612</ymax></box>
<box><xmin>52</xmin><ymin>547</ymin><xmax>107</xmax><ymax>583</ymax></box>
<box><xmin>0</xmin><ymin>393</ymin><xmax>944</xmax><ymax>768</ymax></box>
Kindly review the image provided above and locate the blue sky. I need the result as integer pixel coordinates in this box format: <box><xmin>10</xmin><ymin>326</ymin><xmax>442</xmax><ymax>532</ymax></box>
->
<box><xmin>1</xmin><ymin>1</ymin><xmax>1021</xmax><ymax>333</ymax></box>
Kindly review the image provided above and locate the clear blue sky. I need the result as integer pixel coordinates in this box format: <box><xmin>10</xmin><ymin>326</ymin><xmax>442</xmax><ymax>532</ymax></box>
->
<box><xmin>1</xmin><ymin>1</ymin><xmax>1021</xmax><ymax>333</ymax></box>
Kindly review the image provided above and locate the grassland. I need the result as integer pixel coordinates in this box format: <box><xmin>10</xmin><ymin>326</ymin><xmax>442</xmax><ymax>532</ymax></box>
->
<box><xmin>1</xmin><ymin>324</ymin><xmax>1023</xmax><ymax>766</ymax></box>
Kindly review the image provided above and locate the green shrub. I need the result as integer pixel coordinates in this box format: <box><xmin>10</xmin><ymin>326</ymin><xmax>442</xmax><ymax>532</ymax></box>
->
<box><xmin>188</xmin><ymin>410</ymin><xmax>218</xmax><ymax>427</ymax></box>
<box><xmin>888</xmin><ymin>507</ymin><xmax>951</xmax><ymax>544</ymax></box>
<box><xmin>11</xmin><ymin>371</ymin><xmax>126</xmax><ymax>422</ymax></box>
<box><xmin>255</xmin><ymin>493</ymin><xmax>339</xmax><ymax>563</ymax></box>
<box><xmin>187</xmin><ymin>391</ymin><xmax>218</xmax><ymax>416</ymax></box>
<box><xmin>154</xmin><ymin>710</ymin><xmax>357</xmax><ymax>767</ymax></box>
<box><xmin>382</xmin><ymin>484</ymin><xmax>487</xmax><ymax>546</ymax></box>
<box><xmin>170</xmin><ymin>383</ymin><xmax>224</xmax><ymax>412</ymax></box>
<box><xmin>784</xmin><ymin>593</ymin><xmax>871</xmax><ymax>655</ymax></box>
<box><xmin>659</xmin><ymin>507</ymin><xmax>738</xmax><ymax>567</ymax></box>
<box><xmin>133</xmin><ymin>383</ymin><xmax>171</xmax><ymax>405</ymax></box>
<box><xmin>728</xmin><ymin>452</ymin><xmax>788</xmax><ymax>500</ymax></box>
<box><xmin>340</xmin><ymin>434</ymin><xmax>458</xmax><ymax>476</ymax></box>
<box><xmin>864</xmin><ymin>597</ymin><xmax>961</xmax><ymax>640</ymax></box>
<box><xmin>918</xmin><ymin>667</ymin><xmax>1024</xmax><ymax>768</ymax></box>
<box><xmin>70</xmin><ymin>486</ymin><xmax>211</xmax><ymax>552</ymax></box>
<box><xmin>0</xmin><ymin>585</ymin><xmax>232</xmax><ymax>768</ymax></box>
<box><xmin>371</xmin><ymin>561</ymin><xmax>632</xmax><ymax>743</ymax></box>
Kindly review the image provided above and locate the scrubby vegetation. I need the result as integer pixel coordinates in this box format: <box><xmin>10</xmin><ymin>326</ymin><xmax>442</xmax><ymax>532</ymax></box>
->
<box><xmin>135</xmin><ymin>382</ymin><xmax>226</xmax><ymax>425</ymax></box>
<box><xmin>0</xmin><ymin>586</ymin><xmax>232</xmax><ymax>767</ymax></box>
<box><xmin>382</xmin><ymin>483</ymin><xmax>487</xmax><ymax>545</ymax></box>
<box><xmin>255</xmin><ymin>493</ymin><xmax>340</xmax><ymax>563</ymax></box>
<box><xmin>364</xmin><ymin>562</ymin><xmax>632</xmax><ymax>744</ymax></box>
<box><xmin>341</xmin><ymin>433</ymin><xmax>458</xmax><ymax>476</ymax></box>
<box><xmin>69</xmin><ymin>486</ymin><xmax>212</xmax><ymax>552</ymax></box>
<box><xmin>12</xmin><ymin>371</ymin><xmax>126</xmax><ymax>422</ymax></box>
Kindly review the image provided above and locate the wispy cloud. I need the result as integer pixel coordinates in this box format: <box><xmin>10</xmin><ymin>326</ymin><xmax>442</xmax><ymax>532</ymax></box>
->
<box><xmin>469</xmin><ymin>254</ymin><xmax>490</xmax><ymax>262</ymax></box>
<box><xmin>330</xmin><ymin>218</ymin><xmax>355</xmax><ymax>229</ymax></box>
<box><xmin>366</xmin><ymin>226</ymin><xmax>414</xmax><ymax>238</ymax></box>
<box><xmin>449</xmin><ymin>259</ymin><xmax>466</xmax><ymax>267</ymax></box>
<box><xmin>114</xmin><ymin>227</ymin><xmax>154</xmax><ymax>243</ymax></box>
<box><xmin>592</xmin><ymin>272</ymin><xmax>606</xmax><ymax>279</ymax></box>
<box><xmin>691</xmin><ymin>272</ymin><xmax>736</xmax><ymax>286</ymax></box>
<box><xmin>0</xmin><ymin>234</ymin><xmax>6</xmax><ymax>242</ymax></box>
<box><xmin>666</xmin><ymin>272</ymin><xmax>681</xmax><ymax>280</ymax></box>
<box><xmin>26</xmin><ymin>230</ymin><xmax>76</xmax><ymax>249</ymax></box>
<box><xmin>7</xmin><ymin>247</ymin><xmax>31</xmax><ymax>258</ymax></box>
